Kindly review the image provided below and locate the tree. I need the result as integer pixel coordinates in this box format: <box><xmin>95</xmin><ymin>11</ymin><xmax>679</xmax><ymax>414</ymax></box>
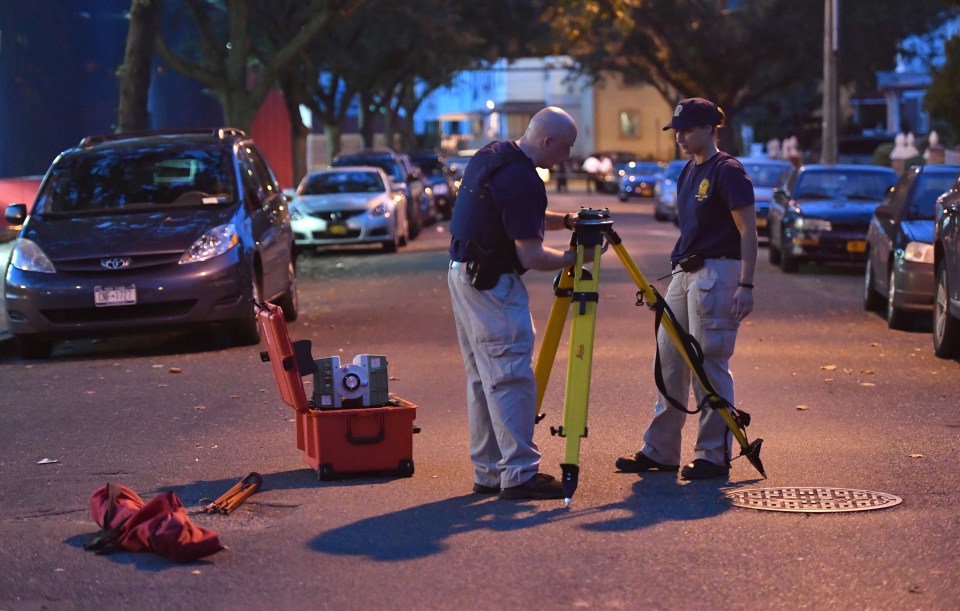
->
<box><xmin>553</xmin><ymin>0</ymin><xmax>952</xmax><ymax>152</ymax></box>
<box><xmin>152</xmin><ymin>0</ymin><xmax>353</xmax><ymax>131</ymax></box>
<box><xmin>117</xmin><ymin>0</ymin><xmax>163</xmax><ymax>133</ymax></box>
<box><xmin>925</xmin><ymin>36</ymin><xmax>960</xmax><ymax>141</ymax></box>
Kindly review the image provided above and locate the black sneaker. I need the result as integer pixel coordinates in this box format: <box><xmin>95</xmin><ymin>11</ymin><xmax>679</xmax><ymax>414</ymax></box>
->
<box><xmin>615</xmin><ymin>452</ymin><xmax>680</xmax><ymax>473</ymax></box>
<box><xmin>472</xmin><ymin>482</ymin><xmax>500</xmax><ymax>494</ymax></box>
<box><xmin>680</xmin><ymin>459</ymin><xmax>730</xmax><ymax>480</ymax></box>
<box><xmin>498</xmin><ymin>473</ymin><xmax>564</xmax><ymax>500</ymax></box>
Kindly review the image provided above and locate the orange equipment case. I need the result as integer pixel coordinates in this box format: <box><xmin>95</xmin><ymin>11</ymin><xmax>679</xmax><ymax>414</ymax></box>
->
<box><xmin>255</xmin><ymin>301</ymin><xmax>417</xmax><ymax>480</ymax></box>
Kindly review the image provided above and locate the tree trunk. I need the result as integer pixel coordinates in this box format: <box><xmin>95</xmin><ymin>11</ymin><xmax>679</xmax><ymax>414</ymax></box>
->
<box><xmin>324</xmin><ymin>124</ymin><xmax>342</xmax><ymax>161</ymax></box>
<box><xmin>218</xmin><ymin>90</ymin><xmax>260</xmax><ymax>132</ymax></box>
<box><xmin>116</xmin><ymin>0</ymin><xmax>162</xmax><ymax>133</ymax></box>
<box><xmin>358</xmin><ymin>92</ymin><xmax>375</xmax><ymax>149</ymax></box>
<box><xmin>285</xmin><ymin>95</ymin><xmax>309</xmax><ymax>185</ymax></box>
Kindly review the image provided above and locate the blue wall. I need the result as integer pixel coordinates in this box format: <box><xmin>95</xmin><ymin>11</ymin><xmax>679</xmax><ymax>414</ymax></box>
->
<box><xmin>0</xmin><ymin>0</ymin><xmax>222</xmax><ymax>178</ymax></box>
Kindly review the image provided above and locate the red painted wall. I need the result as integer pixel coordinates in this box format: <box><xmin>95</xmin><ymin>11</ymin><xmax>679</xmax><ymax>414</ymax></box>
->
<box><xmin>250</xmin><ymin>89</ymin><xmax>294</xmax><ymax>189</ymax></box>
<box><xmin>0</xmin><ymin>176</ymin><xmax>42</xmax><ymax>236</ymax></box>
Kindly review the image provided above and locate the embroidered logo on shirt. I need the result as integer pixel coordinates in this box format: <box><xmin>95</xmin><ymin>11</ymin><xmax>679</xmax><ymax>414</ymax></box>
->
<box><xmin>696</xmin><ymin>178</ymin><xmax>710</xmax><ymax>201</ymax></box>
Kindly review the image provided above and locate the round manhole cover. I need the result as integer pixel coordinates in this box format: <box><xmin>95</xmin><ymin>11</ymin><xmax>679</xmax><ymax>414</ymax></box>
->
<box><xmin>721</xmin><ymin>487</ymin><xmax>902</xmax><ymax>513</ymax></box>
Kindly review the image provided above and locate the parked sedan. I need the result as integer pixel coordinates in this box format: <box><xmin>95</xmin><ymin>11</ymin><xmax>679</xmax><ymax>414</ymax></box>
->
<box><xmin>736</xmin><ymin>157</ymin><xmax>793</xmax><ymax>240</ymax></box>
<box><xmin>653</xmin><ymin>159</ymin><xmax>688</xmax><ymax>222</ymax></box>
<box><xmin>617</xmin><ymin>161</ymin><xmax>664</xmax><ymax>201</ymax></box>
<box><xmin>933</xmin><ymin>176</ymin><xmax>960</xmax><ymax>357</ymax></box>
<box><xmin>331</xmin><ymin>149</ymin><xmax>430</xmax><ymax>239</ymax></box>
<box><xmin>3</xmin><ymin>128</ymin><xmax>298</xmax><ymax>359</ymax></box>
<box><xmin>289</xmin><ymin>167</ymin><xmax>406</xmax><ymax>252</ymax></box>
<box><xmin>407</xmin><ymin>150</ymin><xmax>457</xmax><ymax>219</ymax></box>
<box><xmin>767</xmin><ymin>164</ymin><xmax>897</xmax><ymax>273</ymax></box>
<box><xmin>864</xmin><ymin>164</ymin><xmax>960</xmax><ymax>329</ymax></box>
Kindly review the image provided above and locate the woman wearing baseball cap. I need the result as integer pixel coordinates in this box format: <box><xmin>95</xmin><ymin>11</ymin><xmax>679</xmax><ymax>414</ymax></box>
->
<box><xmin>617</xmin><ymin>97</ymin><xmax>758</xmax><ymax>480</ymax></box>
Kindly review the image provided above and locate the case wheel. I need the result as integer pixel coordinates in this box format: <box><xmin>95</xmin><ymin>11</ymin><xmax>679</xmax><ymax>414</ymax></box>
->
<box><xmin>317</xmin><ymin>464</ymin><xmax>334</xmax><ymax>481</ymax></box>
<box><xmin>398</xmin><ymin>460</ymin><xmax>415</xmax><ymax>478</ymax></box>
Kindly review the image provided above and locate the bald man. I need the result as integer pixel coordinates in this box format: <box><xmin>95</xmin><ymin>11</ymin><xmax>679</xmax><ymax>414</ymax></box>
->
<box><xmin>448</xmin><ymin>106</ymin><xmax>587</xmax><ymax>500</ymax></box>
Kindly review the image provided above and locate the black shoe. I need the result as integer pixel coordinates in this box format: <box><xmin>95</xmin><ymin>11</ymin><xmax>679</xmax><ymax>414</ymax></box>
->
<box><xmin>472</xmin><ymin>482</ymin><xmax>500</xmax><ymax>494</ymax></box>
<box><xmin>498</xmin><ymin>473</ymin><xmax>564</xmax><ymax>500</ymax></box>
<box><xmin>615</xmin><ymin>452</ymin><xmax>680</xmax><ymax>473</ymax></box>
<box><xmin>680</xmin><ymin>459</ymin><xmax>730</xmax><ymax>480</ymax></box>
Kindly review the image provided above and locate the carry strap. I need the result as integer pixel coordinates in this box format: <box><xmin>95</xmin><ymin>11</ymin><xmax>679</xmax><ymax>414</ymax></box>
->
<box><xmin>650</xmin><ymin>286</ymin><xmax>733</xmax><ymax>415</ymax></box>
<box><xmin>83</xmin><ymin>483</ymin><xmax>129</xmax><ymax>555</ymax></box>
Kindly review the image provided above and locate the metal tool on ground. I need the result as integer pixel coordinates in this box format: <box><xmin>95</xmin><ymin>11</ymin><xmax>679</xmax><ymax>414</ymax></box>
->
<box><xmin>534</xmin><ymin>208</ymin><xmax>765</xmax><ymax>505</ymax></box>
<box><xmin>200</xmin><ymin>472</ymin><xmax>263</xmax><ymax>515</ymax></box>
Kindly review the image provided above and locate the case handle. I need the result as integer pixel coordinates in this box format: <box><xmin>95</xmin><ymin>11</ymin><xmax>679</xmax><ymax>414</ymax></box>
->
<box><xmin>346</xmin><ymin>413</ymin><xmax>386</xmax><ymax>445</ymax></box>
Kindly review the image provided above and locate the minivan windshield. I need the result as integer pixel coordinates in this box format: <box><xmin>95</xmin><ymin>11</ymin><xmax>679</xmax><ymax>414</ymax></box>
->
<box><xmin>35</xmin><ymin>145</ymin><xmax>236</xmax><ymax>215</ymax></box>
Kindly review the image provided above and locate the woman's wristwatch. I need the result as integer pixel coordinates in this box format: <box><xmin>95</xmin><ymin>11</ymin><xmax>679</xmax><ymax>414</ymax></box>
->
<box><xmin>738</xmin><ymin>282</ymin><xmax>754</xmax><ymax>289</ymax></box>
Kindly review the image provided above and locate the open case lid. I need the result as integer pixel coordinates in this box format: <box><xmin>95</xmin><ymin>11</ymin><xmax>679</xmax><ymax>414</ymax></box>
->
<box><xmin>255</xmin><ymin>302</ymin><xmax>317</xmax><ymax>413</ymax></box>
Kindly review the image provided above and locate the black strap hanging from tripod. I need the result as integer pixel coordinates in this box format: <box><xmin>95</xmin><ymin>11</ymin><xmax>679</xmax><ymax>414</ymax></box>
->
<box><xmin>648</xmin><ymin>286</ymin><xmax>750</xmax><ymax>428</ymax></box>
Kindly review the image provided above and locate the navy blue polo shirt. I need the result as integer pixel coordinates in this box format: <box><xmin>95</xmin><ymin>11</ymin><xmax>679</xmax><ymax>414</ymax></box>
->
<box><xmin>670</xmin><ymin>152</ymin><xmax>754</xmax><ymax>265</ymax></box>
<box><xmin>448</xmin><ymin>141</ymin><xmax>547</xmax><ymax>273</ymax></box>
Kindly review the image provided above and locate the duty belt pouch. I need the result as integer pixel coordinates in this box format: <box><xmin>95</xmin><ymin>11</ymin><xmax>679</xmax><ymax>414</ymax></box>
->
<box><xmin>465</xmin><ymin>241</ymin><xmax>502</xmax><ymax>290</ymax></box>
<box><xmin>677</xmin><ymin>253</ymin><xmax>705</xmax><ymax>273</ymax></box>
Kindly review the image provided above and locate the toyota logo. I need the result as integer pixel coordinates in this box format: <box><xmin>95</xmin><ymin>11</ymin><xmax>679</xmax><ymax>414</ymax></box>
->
<box><xmin>101</xmin><ymin>257</ymin><xmax>131</xmax><ymax>270</ymax></box>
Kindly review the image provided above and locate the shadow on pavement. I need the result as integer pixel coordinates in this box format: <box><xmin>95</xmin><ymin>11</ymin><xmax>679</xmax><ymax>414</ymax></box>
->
<box><xmin>305</xmin><ymin>473</ymin><xmax>760</xmax><ymax>562</ymax></box>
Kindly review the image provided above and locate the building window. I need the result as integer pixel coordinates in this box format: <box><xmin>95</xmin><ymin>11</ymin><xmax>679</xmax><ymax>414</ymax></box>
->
<box><xmin>620</xmin><ymin>111</ymin><xmax>640</xmax><ymax>138</ymax></box>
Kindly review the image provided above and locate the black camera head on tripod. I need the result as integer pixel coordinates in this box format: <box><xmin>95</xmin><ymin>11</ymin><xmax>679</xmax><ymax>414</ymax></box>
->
<box><xmin>573</xmin><ymin>207</ymin><xmax>614</xmax><ymax>246</ymax></box>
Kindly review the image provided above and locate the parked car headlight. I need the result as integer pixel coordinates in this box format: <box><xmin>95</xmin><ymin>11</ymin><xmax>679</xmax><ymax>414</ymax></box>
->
<box><xmin>903</xmin><ymin>241</ymin><xmax>934</xmax><ymax>264</ymax></box>
<box><xmin>179</xmin><ymin>223</ymin><xmax>239</xmax><ymax>264</ymax></box>
<box><xmin>792</xmin><ymin>217</ymin><xmax>832</xmax><ymax>232</ymax></box>
<box><xmin>9</xmin><ymin>238</ymin><xmax>55</xmax><ymax>273</ymax></box>
<box><xmin>289</xmin><ymin>202</ymin><xmax>304</xmax><ymax>221</ymax></box>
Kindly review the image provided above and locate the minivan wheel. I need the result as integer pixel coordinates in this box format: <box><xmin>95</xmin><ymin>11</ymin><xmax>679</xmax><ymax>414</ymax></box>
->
<box><xmin>230</xmin><ymin>276</ymin><xmax>263</xmax><ymax>346</ymax></box>
<box><xmin>863</xmin><ymin>255</ymin><xmax>883</xmax><ymax>311</ymax></box>
<box><xmin>933</xmin><ymin>264</ymin><xmax>960</xmax><ymax>358</ymax></box>
<box><xmin>274</xmin><ymin>260</ymin><xmax>299</xmax><ymax>322</ymax></box>
<box><xmin>16</xmin><ymin>336</ymin><xmax>53</xmax><ymax>359</ymax></box>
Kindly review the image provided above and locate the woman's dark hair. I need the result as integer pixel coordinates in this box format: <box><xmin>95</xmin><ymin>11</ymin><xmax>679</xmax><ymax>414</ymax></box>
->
<box><xmin>715</xmin><ymin>105</ymin><xmax>726</xmax><ymax>129</ymax></box>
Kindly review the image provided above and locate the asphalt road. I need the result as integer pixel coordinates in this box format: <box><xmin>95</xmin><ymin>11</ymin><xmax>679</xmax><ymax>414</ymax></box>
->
<box><xmin>1</xmin><ymin>190</ymin><xmax>958</xmax><ymax>609</ymax></box>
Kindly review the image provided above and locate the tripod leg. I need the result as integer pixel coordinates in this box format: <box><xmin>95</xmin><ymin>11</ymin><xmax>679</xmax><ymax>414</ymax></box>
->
<box><xmin>559</xmin><ymin>242</ymin><xmax>604</xmax><ymax>503</ymax></box>
<box><xmin>610</xmin><ymin>241</ymin><xmax>763</xmax><ymax>476</ymax></box>
<box><xmin>534</xmin><ymin>257</ymin><xmax>575</xmax><ymax>421</ymax></box>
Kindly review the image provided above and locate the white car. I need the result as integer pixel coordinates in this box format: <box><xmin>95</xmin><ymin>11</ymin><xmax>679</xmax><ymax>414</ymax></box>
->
<box><xmin>289</xmin><ymin>167</ymin><xmax>408</xmax><ymax>252</ymax></box>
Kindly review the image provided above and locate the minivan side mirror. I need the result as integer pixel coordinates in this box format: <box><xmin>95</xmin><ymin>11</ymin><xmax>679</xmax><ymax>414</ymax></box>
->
<box><xmin>4</xmin><ymin>203</ymin><xmax>27</xmax><ymax>227</ymax></box>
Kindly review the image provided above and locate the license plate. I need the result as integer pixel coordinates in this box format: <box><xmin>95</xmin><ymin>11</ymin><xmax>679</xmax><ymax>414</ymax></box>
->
<box><xmin>846</xmin><ymin>240</ymin><xmax>867</xmax><ymax>253</ymax></box>
<box><xmin>94</xmin><ymin>284</ymin><xmax>136</xmax><ymax>307</ymax></box>
<box><xmin>328</xmin><ymin>223</ymin><xmax>347</xmax><ymax>235</ymax></box>
<box><xmin>756</xmin><ymin>217</ymin><xmax>768</xmax><ymax>228</ymax></box>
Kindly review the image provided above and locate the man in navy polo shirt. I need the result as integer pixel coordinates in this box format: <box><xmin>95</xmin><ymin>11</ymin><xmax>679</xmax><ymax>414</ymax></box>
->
<box><xmin>617</xmin><ymin>97</ymin><xmax>758</xmax><ymax>480</ymax></box>
<box><xmin>448</xmin><ymin>106</ymin><xmax>585</xmax><ymax>500</ymax></box>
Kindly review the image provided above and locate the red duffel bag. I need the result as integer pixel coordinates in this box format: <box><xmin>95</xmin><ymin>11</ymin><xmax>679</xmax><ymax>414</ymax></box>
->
<box><xmin>85</xmin><ymin>483</ymin><xmax>224</xmax><ymax>563</ymax></box>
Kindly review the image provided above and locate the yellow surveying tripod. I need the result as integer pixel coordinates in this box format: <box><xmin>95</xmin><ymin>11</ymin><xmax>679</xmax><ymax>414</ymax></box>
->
<box><xmin>534</xmin><ymin>208</ymin><xmax>765</xmax><ymax>504</ymax></box>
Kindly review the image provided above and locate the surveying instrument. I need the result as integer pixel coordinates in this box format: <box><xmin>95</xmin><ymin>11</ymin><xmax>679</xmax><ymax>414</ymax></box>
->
<box><xmin>534</xmin><ymin>208</ymin><xmax>766</xmax><ymax>505</ymax></box>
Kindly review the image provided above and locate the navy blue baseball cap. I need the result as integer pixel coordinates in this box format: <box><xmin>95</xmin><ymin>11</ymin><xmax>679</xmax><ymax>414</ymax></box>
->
<box><xmin>662</xmin><ymin>98</ymin><xmax>723</xmax><ymax>131</ymax></box>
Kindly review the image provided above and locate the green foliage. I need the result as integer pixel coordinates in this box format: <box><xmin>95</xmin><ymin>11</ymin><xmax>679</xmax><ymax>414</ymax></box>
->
<box><xmin>872</xmin><ymin>143</ymin><xmax>894</xmax><ymax>167</ymax></box>
<box><xmin>926</xmin><ymin>36</ymin><xmax>960</xmax><ymax>139</ymax></box>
